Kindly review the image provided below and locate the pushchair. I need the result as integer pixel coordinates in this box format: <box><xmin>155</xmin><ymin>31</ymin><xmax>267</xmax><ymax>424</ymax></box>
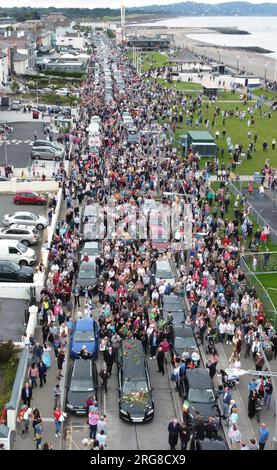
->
<box><xmin>205</xmin><ymin>326</ymin><xmax>220</xmax><ymax>354</ymax></box>
<box><xmin>219</xmin><ymin>369</ymin><xmax>239</xmax><ymax>389</ymax></box>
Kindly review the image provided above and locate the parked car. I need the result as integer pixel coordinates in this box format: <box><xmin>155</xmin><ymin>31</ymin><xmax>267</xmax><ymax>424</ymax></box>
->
<box><xmin>70</xmin><ymin>318</ymin><xmax>99</xmax><ymax>359</ymax></box>
<box><xmin>10</xmin><ymin>100</ymin><xmax>21</xmax><ymax>110</ymax></box>
<box><xmin>0</xmin><ymin>224</ymin><xmax>40</xmax><ymax>246</ymax></box>
<box><xmin>190</xmin><ymin>437</ymin><xmax>228</xmax><ymax>450</ymax></box>
<box><xmin>127</xmin><ymin>127</ymin><xmax>140</xmax><ymax>145</ymax></box>
<box><xmin>162</xmin><ymin>296</ymin><xmax>186</xmax><ymax>327</ymax></box>
<box><xmin>76</xmin><ymin>256</ymin><xmax>98</xmax><ymax>293</ymax></box>
<box><xmin>13</xmin><ymin>191</ymin><xmax>47</xmax><ymax>206</ymax></box>
<box><xmin>30</xmin><ymin>146</ymin><xmax>63</xmax><ymax>161</ymax></box>
<box><xmin>0</xmin><ymin>239</ymin><xmax>36</xmax><ymax>266</ymax></box>
<box><xmin>149</xmin><ymin>225</ymin><xmax>170</xmax><ymax>253</ymax></box>
<box><xmin>55</xmin><ymin>88</ymin><xmax>70</xmax><ymax>96</ymax></box>
<box><xmin>66</xmin><ymin>359</ymin><xmax>98</xmax><ymax>415</ymax></box>
<box><xmin>0</xmin><ymin>176</ymin><xmax>9</xmax><ymax>182</ymax></box>
<box><xmin>118</xmin><ymin>339</ymin><xmax>154</xmax><ymax>423</ymax></box>
<box><xmin>181</xmin><ymin>369</ymin><xmax>221</xmax><ymax>424</ymax></box>
<box><xmin>155</xmin><ymin>259</ymin><xmax>175</xmax><ymax>286</ymax></box>
<box><xmin>32</xmin><ymin>140</ymin><xmax>64</xmax><ymax>152</ymax></box>
<box><xmin>0</xmin><ymin>259</ymin><xmax>33</xmax><ymax>282</ymax></box>
<box><xmin>3</xmin><ymin>211</ymin><xmax>48</xmax><ymax>230</ymax></box>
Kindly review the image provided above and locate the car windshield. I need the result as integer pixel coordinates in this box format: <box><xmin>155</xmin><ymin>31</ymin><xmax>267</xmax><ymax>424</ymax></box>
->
<box><xmin>17</xmin><ymin>242</ymin><xmax>27</xmax><ymax>253</ymax></box>
<box><xmin>175</xmin><ymin>336</ymin><xmax>195</xmax><ymax>350</ymax></box>
<box><xmin>188</xmin><ymin>388</ymin><xmax>215</xmax><ymax>403</ymax></box>
<box><xmin>74</xmin><ymin>331</ymin><xmax>95</xmax><ymax>342</ymax></box>
<box><xmin>70</xmin><ymin>379</ymin><xmax>94</xmax><ymax>392</ymax></box>
<box><xmin>122</xmin><ymin>380</ymin><xmax>148</xmax><ymax>394</ymax></box>
<box><xmin>156</xmin><ymin>270</ymin><xmax>173</xmax><ymax>279</ymax></box>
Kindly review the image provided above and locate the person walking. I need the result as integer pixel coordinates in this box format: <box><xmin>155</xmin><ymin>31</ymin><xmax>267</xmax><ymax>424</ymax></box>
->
<box><xmin>228</xmin><ymin>423</ymin><xmax>242</xmax><ymax>450</ymax></box>
<box><xmin>21</xmin><ymin>407</ymin><xmax>32</xmax><ymax>439</ymax></box>
<box><xmin>88</xmin><ymin>409</ymin><xmax>100</xmax><ymax>440</ymax></box>
<box><xmin>179</xmin><ymin>421</ymin><xmax>190</xmax><ymax>450</ymax></box>
<box><xmin>53</xmin><ymin>384</ymin><xmax>62</xmax><ymax>409</ymax></box>
<box><xmin>255</xmin><ymin>396</ymin><xmax>262</xmax><ymax>423</ymax></box>
<box><xmin>222</xmin><ymin>387</ymin><xmax>232</xmax><ymax>419</ymax></box>
<box><xmin>103</xmin><ymin>347</ymin><xmax>114</xmax><ymax>376</ymax></box>
<box><xmin>37</xmin><ymin>359</ymin><xmax>47</xmax><ymax>388</ymax></box>
<box><xmin>168</xmin><ymin>419</ymin><xmax>181</xmax><ymax>450</ymax></box>
<box><xmin>21</xmin><ymin>382</ymin><xmax>32</xmax><ymax>407</ymax></box>
<box><xmin>96</xmin><ymin>429</ymin><xmax>107</xmax><ymax>450</ymax></box>
<box><xmin>32</xmin><ymin>408</ymin><xmax>41</xmax><ymax>438</ymax></box>
<box><xmin>264</xmin><ymin>378</ymin><xmax>273</xmax><ymax>410</ymax></box>
<box><xmin>258</xmin><ymin>423</ymin><xmax>269</xmax><ymax>450</ymax></box>
<box><xmin>53</xmin><ymin>408</ymin><xmax>62</xmax><ymax>437</ymax></box>
<box><xmin>97</xmin><ymin>415</ymin><xmax>107</xmax><ymax>435</ymax></box>
<box><xmin>34</xmin><ymin>419</ymin><xmax>43</xmax><ymax>450</ymax></box>
<box><xmin>156</xmin><ymin>346</ymin><xmax>165</xmax><ymax>375</ymax></box>
<box><xmin>56</xmin><ymin>348</ymin><xmax>65</xmax><ymax>380</ymax></box>
<box><xmin>99</xmin><ymin>365</ymin><xmax>109</xmax><ymax>394</ymax></box>
<box><xmin>73</xmin><ymin>284</ymin><xmax>81</xmax><ymax>308</ymax></box>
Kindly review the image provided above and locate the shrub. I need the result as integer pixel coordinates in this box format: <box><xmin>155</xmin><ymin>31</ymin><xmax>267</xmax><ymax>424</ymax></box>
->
<box><xmin>0</xmin><ymin>341</ymin><xmax>17</xmax><ymax>364</ymax></box>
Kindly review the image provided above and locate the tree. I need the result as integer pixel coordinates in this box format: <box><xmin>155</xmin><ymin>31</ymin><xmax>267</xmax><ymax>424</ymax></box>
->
<box><xmin>10</xmin><ymin>80</ymin><xmax>20</xmax><ymax>94</ymax></box>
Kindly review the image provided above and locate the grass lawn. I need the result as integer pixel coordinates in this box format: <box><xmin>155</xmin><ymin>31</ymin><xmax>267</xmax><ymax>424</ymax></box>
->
<box><xmin>252</xmin><ymin>88</ymin><xmax>277</xmax><ymax>101</ymax></box>
<box><xmin>141</xmin><ymin>52</ymin><xmax>175</xmax><ymax>72</ymax></box>
<box><xmin>256</xmin><ymin>273</ymin><xmax>277</xmax><ymax>311</ymax></box>
<box><xmin>0</xmin><ymin>358</ymin><xmax>18</xmax><ymax>409</ymax></box>
<box><xmin>154</xmin><ymin>78</ymin><xmax>203</xmax><ymax>91</ymax></box>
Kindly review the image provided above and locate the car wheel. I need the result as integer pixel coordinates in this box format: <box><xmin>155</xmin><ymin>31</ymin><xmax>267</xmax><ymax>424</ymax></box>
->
<box><xmin>17</xmin><ymin>276</ymin><xmax>26</xmax><ymax>282</ymax></box>
<box><xmin>21</xmin><ymin>240</ymin><xmax>29</xmax><ymax>247</ymax></box>
<box><xmin>14</xmin><ymin>200</ymin><xmax>21</xmax><ymax>205</ymax></box>
<box><xmin>36</xmin><ymin>224</ymin><xmax>44</xmax><ymax>230</ymax></box>
<box><xmin>19</xmin><ymin>260</ymin><xmax>28</xmax><ymax>267</ymax></box>
<box><xmin>55</xmin><ymin>156</ymin><xmax>60</xmax><ymax>161</ymax></box>
<box><xmin>37</xmin><ymin>201</ymin><xmax>42</xmax><ymax>206</ymax></box>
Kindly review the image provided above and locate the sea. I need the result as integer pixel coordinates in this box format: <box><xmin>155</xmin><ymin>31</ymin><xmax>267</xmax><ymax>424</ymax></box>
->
<box><xmin>141</xmin><ymin>16</ymin><xmax>277</xmax><ymax>59</ymax></box>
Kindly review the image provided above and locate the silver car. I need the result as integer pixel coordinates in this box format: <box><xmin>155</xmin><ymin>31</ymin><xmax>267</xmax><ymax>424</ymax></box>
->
<box><xmin>0</xmin><ymin>224</ymin><xmax>40</xmax><ymax>246</ymax></box>
<box><xmin>3</xmin><ymin>211</ymin><xmax>48</xmax><ymax>230</ymax></box>
<box><xmin>30</xmin><ymin>146</ymin><xmax>63</xmax><ymax>161</ymax></box>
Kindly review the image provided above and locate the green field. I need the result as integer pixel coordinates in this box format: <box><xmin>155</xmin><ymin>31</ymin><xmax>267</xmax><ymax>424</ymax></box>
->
<box><xmin>252</xmin><ymin>87</ymin><xmax>277</xmax><ymax>101</ymax></box>
<box><xmin>256</xmin><ymin>273</ymin><xmax>277</xmax><ymax>310</ymax></box>
<box><xmin>154</xmin><ymin>78</ymin><xmax>203</xmax><ymax>91</ymax></box>
<box><xmin>0</xmin><ymin>359</ymin><xmax>18</xmax><ymax>409</ymax></box>
<box><xmin>141</xmin><ymin>52</ymin><xmax>175</xmax><ymax>72</ymax></box>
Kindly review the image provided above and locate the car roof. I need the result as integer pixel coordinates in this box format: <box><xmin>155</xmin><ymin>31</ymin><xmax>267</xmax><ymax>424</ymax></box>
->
<box><xmin>83</xmin><ymin>241</ymin><xmax>99</xmax><ymax>248</ymax></box>
<box><xmin>121</xmin><ymin>339</ymin><xmax>146</xmax><ymax>378</ymax></box>
<box><xmin>12</xmin><ymin>211</ymin><xmax>36</xmax><ymax>217</ymax></box>
<box><xmin>75</xmin><ymin>318</ymin><xmax>94</xmax><ymax>330</ymax></box>
<box><xmin>156</xmin><ymin>260</ymin><xmax>172</xmax><ymax>269</ymax></box>
<box><xmin>72</xmin><ymin>358</ymin><xmax>93</xmax><ymax>379</ymax></box>
<box><xmin>6</xmin><ymin>224</ymin><xmax>33</xmax><ymax>230</ymax></box>
<box><xmin>186</xmin><ymin>369</ymin><xmax>213</xmax><ymax>389</ymax></box>
<box><xmin>174</xmin><ymin>325</ymin><xmax>194</xmax><ymax>337</ymax></box>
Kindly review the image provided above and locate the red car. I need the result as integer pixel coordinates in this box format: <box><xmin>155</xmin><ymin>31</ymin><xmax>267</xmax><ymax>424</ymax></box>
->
<box><xmin>13</xmin><ymin>191</ymin><xmax>47</xmax><ymax>206</ymax></box>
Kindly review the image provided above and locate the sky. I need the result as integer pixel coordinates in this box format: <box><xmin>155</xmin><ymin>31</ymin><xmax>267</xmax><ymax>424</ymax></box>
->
<box><xmin>3</xmin><ymin>0</ymin><xmax>277</xmax><ymax>9</ymax></box>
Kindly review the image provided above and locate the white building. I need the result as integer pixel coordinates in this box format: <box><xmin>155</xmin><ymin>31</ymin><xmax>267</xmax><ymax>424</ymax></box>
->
<box><xmin>0</xmin><ymin>47</ymin><xmax>9</xmax><ymax>85</ymax></box>
<box><xmin>56</xmin><ymin>35</ymin><xmax>85</xmax><ymax>50</ymax></box>
<box><xmin>13</xmin><ymin>52</ymin><xmax>28</xmax><ymax>75</ymax></box>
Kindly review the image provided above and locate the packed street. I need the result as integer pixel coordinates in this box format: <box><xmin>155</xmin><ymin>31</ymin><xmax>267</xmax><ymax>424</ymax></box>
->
<box><xmin>8</xmin><ymin>30</ymin><xmax>277</xmax><ymax>454</ymax></box>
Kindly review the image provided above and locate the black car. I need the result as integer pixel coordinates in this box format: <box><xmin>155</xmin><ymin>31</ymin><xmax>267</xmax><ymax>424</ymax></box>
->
<box><xmin>0</xmin><ymin>260</ymin><xmax>33</xmax><ymax>282</ymax></box>
<box><xmin>118</xmin><ymin>339</ymin><xmax>154</xmax><ymax>423</ymax></box>
<box><xmin>190</xmin><ymin>437</ymin><xmax>228</xmax><ymax>450</ymax></box>
<box><xmin>66</xmin><ymin>359</ymin><xmax>98</xmax><ymax>415</ymax></box>
<box><xmin>162</xmin><ymin>297</ymin><xmax>186</xmax><ymax>326</ymax></box>
<box><xmin>170</xmin><ymin>325</ymin><xmax>197</xmax><ymax>361</ymax></box>
<box><xmin>181</xmin><ymin>369</ymin><xmax>221</xmax><ymax>424</ymax></box>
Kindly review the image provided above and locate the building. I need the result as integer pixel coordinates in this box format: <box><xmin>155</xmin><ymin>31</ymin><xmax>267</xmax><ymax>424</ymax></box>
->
<box><xmin>0</xmin><ymin>47</ymin><xmax>9</xmax><ymax>86</ymax></box>
<box><xmin>56</xmin><ymin>33</ymin><xmax>85</xmax><ymax>50</ymax></box>
<box><xmin>127</xmin><ymin>37</ymin><xmax>170</xmax><ymax>51</ymax></box>
<box><xmin>13</xmin><ymin>52</ymin><xmax>28</xmax><ymax>74</ymax></box>
<box><xmin>202</xmin><ymin>82</ymin><xmax>222</xmax><ymax>98</ymax></box>
<box><xmin>79</xmin><ymin>20</ymin><xmax>117</xmax><ymax>31</ymax></box>
<box><xmin>180</xmin><ymin>131</ymin><xmax>217</xmax><ymax>157</ymax></box>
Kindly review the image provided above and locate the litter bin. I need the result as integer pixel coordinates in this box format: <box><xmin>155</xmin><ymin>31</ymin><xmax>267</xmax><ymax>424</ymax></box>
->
<box><xmin>32</xmin><ymin>110</ymin><xmax>39</xmax><ymax>119</ymax></box>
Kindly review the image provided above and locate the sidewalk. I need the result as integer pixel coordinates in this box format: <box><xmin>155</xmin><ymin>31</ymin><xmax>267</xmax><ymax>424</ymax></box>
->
<box><xmin>13</xmin><ymin>326</ymin><xmax>68</xmax><ymax>451</ymax></box>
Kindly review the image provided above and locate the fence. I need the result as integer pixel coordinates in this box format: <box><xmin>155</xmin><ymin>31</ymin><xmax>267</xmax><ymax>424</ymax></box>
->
<box><xmin>228</xmin><ymin>180</ymin><xmax>277</xmax><ymax>245</ymax></box>
<box><xmin>5</xmin><ymin>348</ymin><xmax>29</xmax><ymax>431</ymax></box>
<box><xmin>239</xmin><ymin>256</ymin><xmax>277</xmax><ymax>328</ymax></box>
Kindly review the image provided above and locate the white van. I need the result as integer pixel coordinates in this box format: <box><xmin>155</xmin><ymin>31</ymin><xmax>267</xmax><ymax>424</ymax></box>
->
<box><xmin>0</xmin><ymin>239</ymin><xmax>36</xmax><ymax>266</ymax></box>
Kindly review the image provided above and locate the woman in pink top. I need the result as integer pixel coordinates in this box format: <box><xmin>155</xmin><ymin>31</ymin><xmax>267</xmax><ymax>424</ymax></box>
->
<box><xmin>88</xmin><ymin>411</ymin><xmax>100</xmax><ymax>439</ymax></box>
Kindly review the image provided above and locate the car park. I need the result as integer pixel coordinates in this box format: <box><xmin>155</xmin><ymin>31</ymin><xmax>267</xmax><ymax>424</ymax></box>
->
<box><xmin>0</xmin><ymin>239</ymin><xmax>36</xmax><ymax>266</ymax></box>
<box><xmin>70</xmin><ymin>317</ymin><xmax>99</xmax><ymax>359</ymax></box>
<box><xmin>118</xmin><ymin>339</ymin><xmax>154</xmax><ymax>423</ymax></box>
<box><xmin>0</xmin><ymin>224</ymin><xmax>40</xmax><ymax>246</ymax></box>
<box><xmin>66</xmin><ymin>359</ymin><xmax>98</xmax><ymax>415</ymax></box>
<box><xmin>0</xmin><ymin>259</ymin><xmax>33</xmax><ymax>282</ymax></box>
<box><xmin>3</xmin><ymin>211</ymin><xmax>48</xmax><ymax>230</ymax></box>
<box><xmin>181</xmin><ymin>369</ymin><xmax>221</xmax><ymax>424</ymax></box>
<box><xmin>30</xmin><ymin>146</ymin><xmax>63</xmax><ymax>161</ymax></box>
<box><xmin>76</xmin><ymin>256</ymin><xmax>98</xmax><ymax>293</ymax></box>
<box><xmin>13</xmin><ymin>191</ymin><xmax>47</xmax><ymax>206</ymax></box>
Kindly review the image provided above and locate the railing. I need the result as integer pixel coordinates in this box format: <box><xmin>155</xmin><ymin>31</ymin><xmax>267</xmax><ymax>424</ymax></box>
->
<box><xmin>228</xmin><ymin>180</ymin><xmax>277</xmax><ymax>244</ymax></box>
<box><xmin>239</xmin><ymin>256</ymin><xmax>277</xmax><ymax>328</ymax></box>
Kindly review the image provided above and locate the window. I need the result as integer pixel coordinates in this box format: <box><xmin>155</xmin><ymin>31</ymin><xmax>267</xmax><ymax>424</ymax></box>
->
<box><xmin>9</xmin><ymin>247</ymin><xmax>19</xmax><ymax>254</ymax></box>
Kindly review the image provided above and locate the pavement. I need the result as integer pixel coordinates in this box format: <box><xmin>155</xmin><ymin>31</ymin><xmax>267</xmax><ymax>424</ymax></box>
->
<box><xmin>240</xmin><ymin>188</ymin><xmax>277</xmax><ymax>232</ymax></box>
<box><xmin>0</xmin><ymin>299</ymin><xmax>29</xmax><ymax>343</ymax></box>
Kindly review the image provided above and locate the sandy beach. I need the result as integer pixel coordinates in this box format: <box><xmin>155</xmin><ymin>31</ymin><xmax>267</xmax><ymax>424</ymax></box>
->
<box><xmin>127</xmin><ymin>25</ymin><xmax>277</xmax><ymax>82</ymax></box>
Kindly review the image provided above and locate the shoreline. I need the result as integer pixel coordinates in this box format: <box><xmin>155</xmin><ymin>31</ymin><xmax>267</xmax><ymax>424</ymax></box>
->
<box><xmin>128</xmin><ymin>25</ymin><xmax>277</xmax><ymax>81</ymax></box>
